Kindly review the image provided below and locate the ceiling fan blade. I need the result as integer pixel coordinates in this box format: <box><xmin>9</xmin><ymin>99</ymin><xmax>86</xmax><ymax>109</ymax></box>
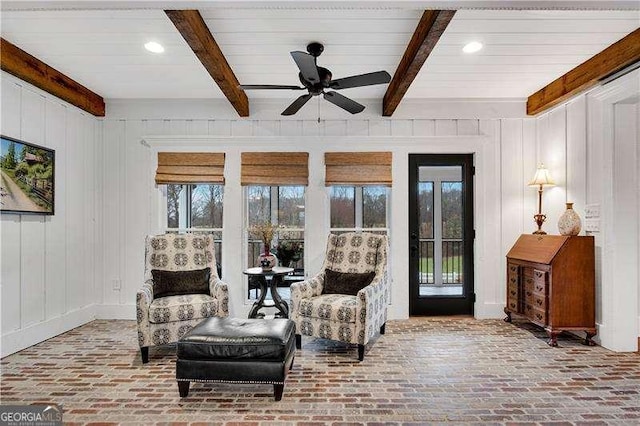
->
<box><xmin>329</xmin><ymin>71</ymin><xmax>392</xmax><ymax>90</ymax></box>
<box><xmin>281</xmin><ymin>94</ymin><xmax>313</xmax><ymax>116</ymax></box>
<box><xmin>290</xmin><ymin>51</ymin><xmax>320</xmax><ymax>83</ymax></box>
<box><xmin>239</xmin><ymin>84</ymin><xmax>305</xmax><ymax>90</ymax></box>
<box><xmin>323</xmin><ymin>91</ymin><xmax>365</xmax><ymax>114</ymax></box>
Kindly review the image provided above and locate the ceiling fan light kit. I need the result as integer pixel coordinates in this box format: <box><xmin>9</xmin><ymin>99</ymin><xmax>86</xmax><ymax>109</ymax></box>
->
<box><xmin>239</xmin><ymin>42</ymin><xmax>391</xmax><ymax>116</ymax></box>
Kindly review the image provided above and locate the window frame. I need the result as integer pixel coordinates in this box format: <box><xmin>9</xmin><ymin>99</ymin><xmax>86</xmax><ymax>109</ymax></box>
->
<box><xmin>163</xmin><ymin>183</ymin><xmax>224</xmax><ymax>272</ymax></box>
<box><xmin>329</xmin><ymin>185</ymin><xmax>391</xmax><ymax>234</ymax></box>
<box><xmin>244</xmin><ymin>184</ymin><xmax>306</xmax><ymax>301</ymax></box>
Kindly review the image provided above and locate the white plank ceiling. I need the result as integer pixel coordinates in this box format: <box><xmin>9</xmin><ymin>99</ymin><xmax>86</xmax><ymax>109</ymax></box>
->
<box><xmin>1</xmin><ymin>7</ymin><xmax>638</xmax><ymax>102</ymax></box>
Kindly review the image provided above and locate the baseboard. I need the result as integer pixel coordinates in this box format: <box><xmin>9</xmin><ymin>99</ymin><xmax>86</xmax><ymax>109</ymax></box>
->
<box><xmin>474</xmin><ymin>303</ymin><xmax>506</xmax><ymax>319</ymax></box>
<box><xmin>1</xmin><ymin>305</ymin><xmax>95</xmax><ymax>358</ymax></box>
<box><xmin>95</xmin><ymin>304</ymin><xmax>136</xmax><ymax>320</ymax></box>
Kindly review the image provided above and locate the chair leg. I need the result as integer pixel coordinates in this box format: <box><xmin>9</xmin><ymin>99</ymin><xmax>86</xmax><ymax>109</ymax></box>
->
<box><xmin>358</xmin><ymin>344</ymin><xmax>365</xmax><ymax>361</ymax></box>
<box><xmin>140</xmin><ymin>347</ymin><xmax>149</xmax><ymax>364</ymax></box>
<box><xmin>178</xmin><ymin>381</ymin><xmax>190</xmax><ymax>397</ymax></box>
<box><xmin>274</xmin><ymin>384</ymin><xmax>284</xmax><ymax>401</ymax></box>
<box><xmin>380</xmin><ymin>322</ymin><xmax>386</xmax><ymax>335</ymax></box>
<box><xmin>295</xmin><ymin>334</ymin><xmax>301</xmax><ymax>350</ymax></box>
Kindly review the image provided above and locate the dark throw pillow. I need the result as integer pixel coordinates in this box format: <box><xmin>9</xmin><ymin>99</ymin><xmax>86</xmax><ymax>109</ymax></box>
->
<box><xmin>151</xmin><ymin>268</ymin><xmax>211</xmax><ymax>298</ymax></box>
<box><xmin>322</xmin><ymin>269</ymin><xmax>376</xmax><ymax>296</ymax></box>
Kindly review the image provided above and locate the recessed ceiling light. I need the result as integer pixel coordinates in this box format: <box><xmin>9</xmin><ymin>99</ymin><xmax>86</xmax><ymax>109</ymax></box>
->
<box><xmin>462</xmin><ymin>41</ymin><xmax>483</xmax><ymax>54</ymax></box>
<box><xmin>145</xmin><ymin>41</ymin><xmax>164</xmax><ymax>53</ymax></box>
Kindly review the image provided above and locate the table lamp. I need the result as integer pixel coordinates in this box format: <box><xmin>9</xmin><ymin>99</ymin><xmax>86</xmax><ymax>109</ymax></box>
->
<box><xmin>528</xmin><ymin>163</ymin><xmax>555</xmax><ymax>235</ymax></box>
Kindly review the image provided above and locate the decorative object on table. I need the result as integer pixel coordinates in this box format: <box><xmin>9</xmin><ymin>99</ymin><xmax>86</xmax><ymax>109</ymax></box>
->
<box><xmin>249</xmin><ymin>221</ymin><xmax>280</xmax><ymax>271</ymax></box>
<box><xmin>1</xmin><ymin>134</ymin><xmax>55</xmax><ymax>215</ymax></box>
<box><xmin>273</xmin><ymin>240</ymin><xmax>303</xmax><ymax>267</ymax></box>
<box><xmin>528</xmin><ymin>163</ymin><xmax>555</xmax><ymax>235</ymax></box>
<box><xmin>557</xmin><ymin>202</ymin><xmax>582</xmax><ymax>236</ymax></box>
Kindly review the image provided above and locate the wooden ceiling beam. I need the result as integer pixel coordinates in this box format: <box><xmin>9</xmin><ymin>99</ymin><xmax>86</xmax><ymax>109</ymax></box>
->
<box><xmin>383</xmin><ymin>10</ymin><xmax>455</xmax><ymax>117</ymax></box>
<box><xmin>1</xmin><ymin>38</ymin><xmax>105</xmax><ymax>117</ymax></box>
<box><xmin>527</xmin><ymin>28</ymin><xmax>640</xmax><ymax>116</ymax></box>
<box><xmin>165</xmin><ymin>9</ymin><xmax>249</xmax><ymax>117</ymax></box>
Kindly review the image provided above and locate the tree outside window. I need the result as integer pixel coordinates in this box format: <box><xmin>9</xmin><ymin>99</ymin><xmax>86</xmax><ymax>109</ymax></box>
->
<box><xmin>330</xmin><ymin>185</ymin><xmax>389</xmax><ymax>234</ymax></box>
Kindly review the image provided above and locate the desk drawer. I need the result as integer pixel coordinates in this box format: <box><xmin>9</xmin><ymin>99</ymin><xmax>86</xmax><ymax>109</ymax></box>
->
<box><xmin>533</xmin><ymin>269</ymin><xmax>548</xmax><ymax>295</ymax></box>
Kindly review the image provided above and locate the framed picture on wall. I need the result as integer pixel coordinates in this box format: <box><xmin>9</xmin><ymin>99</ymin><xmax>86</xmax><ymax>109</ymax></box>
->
<box><xmin>0</xmin><ymin>135</ymin><xmax>55</xmax><ymax>215</ymax></box>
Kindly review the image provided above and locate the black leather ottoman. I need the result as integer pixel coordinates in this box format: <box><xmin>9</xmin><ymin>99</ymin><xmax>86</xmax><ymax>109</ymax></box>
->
<box><xmin>176</xmin><ymin>317</ymin><xmax>295</xmax><ymax>401</ymax></box>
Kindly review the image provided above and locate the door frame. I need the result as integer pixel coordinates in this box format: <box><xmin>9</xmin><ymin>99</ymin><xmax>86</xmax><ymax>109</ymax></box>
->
<box><xmin>408</xmin><ymin>154</ymin><xmax>475</xmax><ymax>316</ymax></box>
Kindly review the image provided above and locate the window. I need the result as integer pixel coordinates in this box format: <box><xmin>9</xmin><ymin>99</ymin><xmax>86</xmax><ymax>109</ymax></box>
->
<box><xmin>166</xmin><ymin>184</ymin><xmax>223</xmax><ymax>268</ymax></box>
<box><xmin>246</xmin><ymin>185</ymin><xmax>305</xmax><ymax>299</ymax></box>
<box><xmin>330</xmin><ymin>185</ymin><xmax>389</xmax><ymax>233</ymax></box>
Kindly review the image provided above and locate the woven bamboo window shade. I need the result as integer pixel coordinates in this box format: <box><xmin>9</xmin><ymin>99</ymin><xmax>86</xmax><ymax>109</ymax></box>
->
<box><xmin>241</xmin><ymin>152</ymin><xmax>309</xmax><ymax>186</ymax></box>
<box><xmin>155</xmin><ymin>152</ymin><xmax>225</xmax><ymax>184</ymax></box>
<box><xmin>325</xmin><ymin>152</ymin><xmax>392</xmax><ymax>186</ymax></box>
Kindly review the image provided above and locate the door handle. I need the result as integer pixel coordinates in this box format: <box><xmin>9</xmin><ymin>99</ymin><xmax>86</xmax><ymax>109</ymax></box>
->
<box><xmin>410</xmin><ymin>245</ymin><xmax>418</xmax><ymax>258</ymax></box>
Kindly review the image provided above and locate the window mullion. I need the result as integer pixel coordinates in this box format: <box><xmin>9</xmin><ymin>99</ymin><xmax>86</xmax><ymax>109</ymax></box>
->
<box><xmin>178</xmin><ymin>185</ymin><xmax>188</xmax><ymax>229</ymax></box>
<box><xmin>271</xmin><ymin>186</ymin><xmax>279</xmax><ymax>226</ymax></box>
<box><xmin>355</xmin><ymin>186</ymin><xmax>363</xmax><ymax>229</ymax></box>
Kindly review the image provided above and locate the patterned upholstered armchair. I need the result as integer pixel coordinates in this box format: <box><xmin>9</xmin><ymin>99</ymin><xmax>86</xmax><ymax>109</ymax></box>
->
<box><xmin>290</xmin><ymin>232</ymin><xmax>389</xmax><ymax>361</ymax></box>
<box><xmin>136</xmin><ymin>233</ymin><xmax>229</xmax><ymax>363</ymax></box>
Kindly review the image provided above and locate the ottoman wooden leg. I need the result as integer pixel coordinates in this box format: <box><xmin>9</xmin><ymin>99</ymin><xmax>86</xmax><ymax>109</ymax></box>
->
<box><xmin>295</xmin><ymin>334</ymin><xmax>301</xmax><ymax>349</ymax></box>
<box><xmin>178</xmin><ymin>381</ymin><xmax>190</xmax><ymax>398</ymax></box>
<box><xmin>274</xmin><ymin>384</ymin><xmax>284</xmax><ymax>401</ymax></box>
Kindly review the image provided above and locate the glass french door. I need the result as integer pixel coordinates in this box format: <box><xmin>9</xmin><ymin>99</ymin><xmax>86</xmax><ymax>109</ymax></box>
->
<box><xmin>408</xmin><ymin>154</ymin><xmax>474</xmax><ymax>316</ymax></box>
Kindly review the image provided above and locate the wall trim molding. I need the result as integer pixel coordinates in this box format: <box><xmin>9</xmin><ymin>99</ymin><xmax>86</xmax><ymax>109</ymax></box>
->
<box><xmin>588</xmin><ymin>69</ymin><xmax>639</xmax><ymax>352</ymax></box>
<box><xmin>1</xmin><ymin>305</ymin><xmax>95</xmax><ymax>358</ymax></box>
<box><xmin>142</xmin><ymin>134</ymin><xmax>493</xmax><ymax>148</ymax></box>
<box><xmin>95</xmin><ymin>304</ymin><xmax>136</xmax><ymax>320</ymax></box>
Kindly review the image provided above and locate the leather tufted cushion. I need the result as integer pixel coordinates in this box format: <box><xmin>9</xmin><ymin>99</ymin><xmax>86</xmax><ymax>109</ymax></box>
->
<box><xmin>151</xmin><ymin>267</ymin><xmax>210</xmax><ymax>298</ymax></box>
<box><xmin>323</xmin><ymin>268</ymin><xmax>375</xmax><ymax>296</ymax></box>
<box><xmin>178</xmin><ymin>317</ymin><xmax>295</xmax><ymax>360</ymax></box>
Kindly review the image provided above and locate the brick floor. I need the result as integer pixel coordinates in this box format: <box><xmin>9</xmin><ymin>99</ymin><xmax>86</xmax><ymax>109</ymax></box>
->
<box><xmin>1</xmin><ymin>317</ymin><xmax>639</xmax><ymax>425</ymax></box>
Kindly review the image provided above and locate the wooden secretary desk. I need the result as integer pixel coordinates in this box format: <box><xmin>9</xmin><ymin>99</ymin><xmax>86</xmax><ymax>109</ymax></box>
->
<box><xmin>504</xmin><ymin>234</ymin><xmax>596</xmax><ymax>346</ymax></box>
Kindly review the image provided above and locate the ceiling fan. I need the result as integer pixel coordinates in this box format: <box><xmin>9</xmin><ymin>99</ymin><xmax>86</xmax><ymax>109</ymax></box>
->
<box><xmin>239</xmin><ymin>42</ymin><xmax>392</xmax><ymax>116</ymax></box>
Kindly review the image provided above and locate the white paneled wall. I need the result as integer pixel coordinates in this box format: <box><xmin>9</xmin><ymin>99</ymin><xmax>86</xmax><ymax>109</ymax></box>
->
<box><xmin>533</xmin><ymin>69</ymin><xmax>640</xmax><ymax>351</ymax></box>
<box><xmin>0</xmin><ymin>72</ymin><xmax>99</xmax><ymax>357</ymax></box>
<box><xmin>97</xmin><ymin>104</ymin><xmax>538</xmax><ymax>323</ymax></box>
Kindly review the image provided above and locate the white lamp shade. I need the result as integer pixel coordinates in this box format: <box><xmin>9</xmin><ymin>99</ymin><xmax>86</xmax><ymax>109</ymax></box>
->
<box><xmin>528</xmin><ymin>164</ymin><xmax>555</xmax><ymax>187</ymax></box>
